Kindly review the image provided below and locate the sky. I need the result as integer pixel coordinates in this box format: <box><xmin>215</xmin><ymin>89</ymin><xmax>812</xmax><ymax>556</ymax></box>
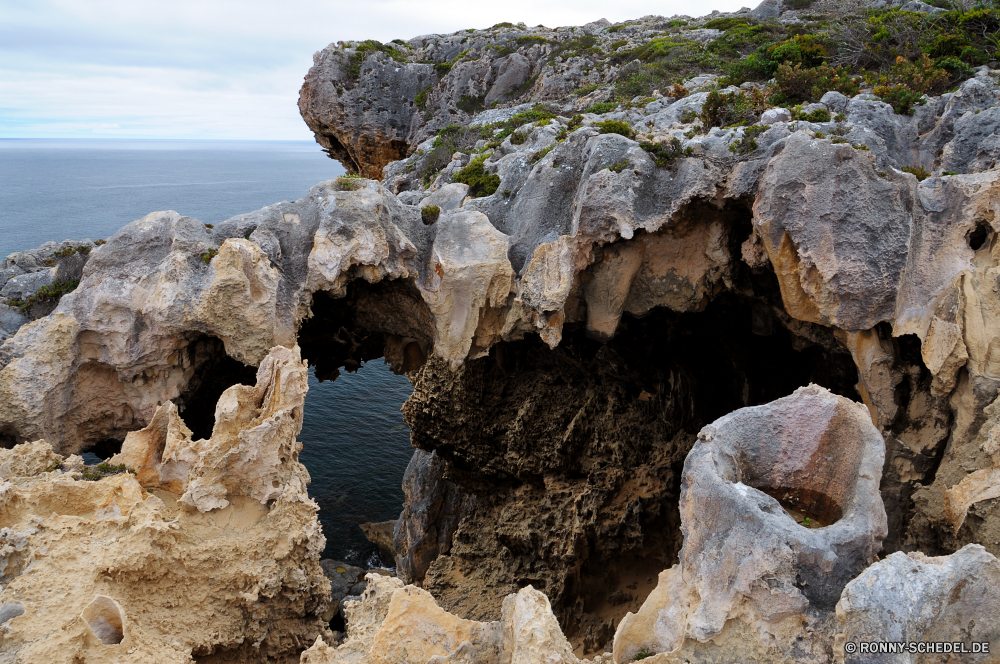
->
<box><xmin>0</xmin><ymin>0</ymin><xmax>750</xmax><ymax>141</ymax></box>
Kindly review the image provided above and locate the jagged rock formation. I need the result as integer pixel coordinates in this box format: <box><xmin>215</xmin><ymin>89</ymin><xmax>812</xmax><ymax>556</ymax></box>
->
<box><xmin>0</xmin><ymin>346</ymin><xmax>330</xmax><ymax>663</ymax></box>
<box><xmin>4</xmin><ymin>1</ymin><xmax>1000</xmax><ymax>661</ymax></box>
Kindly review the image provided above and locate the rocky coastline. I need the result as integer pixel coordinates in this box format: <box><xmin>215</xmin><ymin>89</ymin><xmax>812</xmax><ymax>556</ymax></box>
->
<box><xmin>4</xmin><ymin>0</ymin><xmax>1000</xmax><ymax>661</ymax></box>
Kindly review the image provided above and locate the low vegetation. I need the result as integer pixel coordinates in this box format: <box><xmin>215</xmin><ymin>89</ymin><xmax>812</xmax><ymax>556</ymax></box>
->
<box><xmin>5</xmin><ymin>279</ymin><xmax>80</xmax><ymax>313</ymax></box>
<box><xmin>452</xmin><ymin>156</ymin><xmax>501</xmax><ymax>197</ymax></box>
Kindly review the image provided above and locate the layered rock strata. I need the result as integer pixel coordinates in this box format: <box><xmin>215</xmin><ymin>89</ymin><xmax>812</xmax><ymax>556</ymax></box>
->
<box><xmin>0</xmin><ymin>345</ymin><xmax>330</xmax><ymax>663</ymax></box>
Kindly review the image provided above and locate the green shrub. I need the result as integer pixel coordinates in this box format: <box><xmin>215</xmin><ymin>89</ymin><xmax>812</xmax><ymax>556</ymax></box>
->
<box><xmin>452</xmin><ymin>157</ymin><xmax>501</xmax><ymax>197</ymax></box>
<box><xmin>607</xmin><ymin>159</ymin><xmax>630</xmax><ymax>173</ymax></box>
<box><xmin>5</xmin><ymin>278</ymin><xmax>80</xmax><ymax>313</ymax></box>
<box><xmin>771</xmin><ymin>63</ymin><xmax>861</xmax><ymax>104</ymax></box>
<box><xmin>701</xmin><ymin>88</ymin><xmax>769</xmax><ymax>128</ymax></box>
<box><xmin>798</xmin><ymin>107</ymin><xmax>831</xmax><ymax>122</ymax></box>
<box><xmin>785</xmin><ymin>0</ymin><xmax>814</xmax><ymax>8</ymax></box>
<box><xmin>586</xmin><ymin>101</ymin><xmax>618</xmax><ymax>114</ymax></box>
<box><xmin>729</xmin><ymin>124</ymin><xmax>768</xmax><ymax>155</ymax></box>
<box><xmin>530</xmin><ymin>144</ymin><xmax>556</xmax><ymax>163</ymax></box>
<box><xmin>81</xmin><ymin>462</ymin><xmax>135</xmax><ymax>481</ymax></box>
<box><xmin>869</xmin><ymin>54</ymin><xmax>949</xmax><ymax>114</ymax></box>
<box><xmin>415</xmin><ymin>86</ymin><xmax>432</xmax><ymax>111</ymax></box>
<box><xmin>640</xmin><ymin>137</ymin><xmax>694</xmax><ymax>166</ymax></box>
<box><xmin>574</xmin><ymin>83</ymin><xmax>601</xmax><ymax>96</ymax></box>
<box><xmin>457</xmin><ymin>94</ymin><xmax>486</xmax><ymax>114</ymax></box>
<box><xmin>337</xmin><ymin>174</ymin><xmax>363</xmax><ymax>191</ymax></box>
<box><xmin>595</xmin><ymin>119</ymin><xmax>635</xmax><ymax>138</ymax></box>
<box><xmin>94</xmin><ymin>239</ymin><xmax>107</xmax><ymax>246</ymax></box>
<box><xmin>421</xmin><ymin>205</ymin><xmax>441</xmax><ymax>224</ymax></box>
<box><xmin>201</xmin><ymin>248</ymin><xmax>218</xmax><ymax>264</ymax></box>
<box><xmin>346</xmin><ymin>40</ymin><xmax>406</xmax><ymax>79</ymax></box>
<box><xmin>704</xmin><ymin>17</ymin><xmax>755</xmax><ymax>31</ymax></box>
<box><xmin>902</xmin><ymin>164</ymin><xmax>932</xmax><ymax>180</ymax></box>
<box><xmin>510</xmin><ymin>130</ymin><xmax>528</xmax><ymax>145</ymax></box>
<box><xmin>434</xmin><ymin>62</ymin><xmax>453</xmax><ymax>77</ymax></box>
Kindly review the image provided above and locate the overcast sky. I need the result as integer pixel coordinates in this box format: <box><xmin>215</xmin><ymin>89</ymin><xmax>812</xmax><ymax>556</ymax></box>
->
<box><xmin>0</xmin><ymin>0</ymin><xmax>749</xmax><ymax>141</ymax></box>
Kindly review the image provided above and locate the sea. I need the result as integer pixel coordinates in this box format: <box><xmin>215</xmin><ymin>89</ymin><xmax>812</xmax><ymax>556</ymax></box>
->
<box><xmin>0</xmin><ymin>139</ymin><xmax>415</xmax><ymax>567</ymax></box>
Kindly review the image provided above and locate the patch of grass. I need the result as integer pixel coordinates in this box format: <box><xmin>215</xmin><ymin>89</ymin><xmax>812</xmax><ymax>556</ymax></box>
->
<box><xmin>94</xmin><ymin>239</ymin><xmax>107</xmax><ymax>246</ymax></box>
<box><xmin>81</xmin><ymin>463</ymin><xmax>135</xmax><ymax>482</ymax></box>
<box><xmin>421</xmin><ymin>205</ymin><xmax>441</xmax><ymax>224</ymax></box>
<box><xmin>595</xmin><ymin>119</ymin><xmax>635</xmax><ymax>138</ymax></box>
<box><xmin>5</xmin><ymin>279</ymin><xmax>80</xmax><ymax>313</ymax></box>
<box><xmin>452</xmin><ymin>156</ymin><xmax>501</xmax><ymax>197</ymax></box>
<box><xmin>792</xmin><ymin>107</ymin><xmax>832</xmax><ymax>122</ymax></box>
<box><xmin>574</xmin><ymin>83</ymin><xmax>601</xmax><ymax>96</ymax></box>
<box><xmin>704</xmin><ymin>16</ymin><xmax>755</xmax><ymax>31</ymax></box>
<box><xmin>53</xmin><ymin>245</ymin><xmax>91</xmax><ymax>257</ymax></box>
<box><xmin>345</xmin><ymin>40</ymin><xmax>406</xmax><ymax>79</ymax></box>
<box><xmin>510</xmin><ymin>130</ymin><xmax>529</xmax><ymax>145</ymax></box>
<box><xmin>549</xmin><ymin>34</ymin><xmax>604</xmax><ymax>62</ymax></box>
<box><xmin>729</xmin><ymin>124</ymin><xmax>768</xmax><ymax>155</ymax></box>
<box><xmin>607</xmin><ymin>159</ymin><xmax>630</xmax><ymax>173</ymax></box>
<box><xmin>201</xmin><ymin>248</ymin><xmax>218</xmax><ymax>264</ymax></box>
<box><xmin>634</xmin><ymin>647</ymin><xmax>656</xmax><ymax>661</ymax></box>
<box><xmin>903</xmin><ymin>164</ymin><xmax>932</xmax><ymax>180</ymax></box>
<box><xmin>641</xmin><ymin>137</ymin><xmax>694</xmax><ymax>166</ymax></box>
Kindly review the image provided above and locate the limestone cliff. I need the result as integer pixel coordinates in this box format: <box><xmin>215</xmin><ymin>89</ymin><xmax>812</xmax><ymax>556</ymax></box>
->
<box><xmin>3</xmin><ymin>0</ymin><xmax>1000</xmax><ymax>661</ymax></box>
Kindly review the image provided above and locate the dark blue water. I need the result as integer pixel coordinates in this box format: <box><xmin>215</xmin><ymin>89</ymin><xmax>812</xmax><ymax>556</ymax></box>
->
<box><xmin>1</xmin><ymin>139</ymin><xmax>414</xmax><ymax>566</ymax></box>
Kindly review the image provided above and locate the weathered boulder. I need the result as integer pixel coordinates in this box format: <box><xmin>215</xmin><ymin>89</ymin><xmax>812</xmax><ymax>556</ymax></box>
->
<box><xmin>613</xmin><ymin>385</ymin><xmax>886</xmax><ymax>663</ymax></box>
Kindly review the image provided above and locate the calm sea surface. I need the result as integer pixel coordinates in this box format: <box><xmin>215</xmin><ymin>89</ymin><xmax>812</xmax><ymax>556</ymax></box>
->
<box><xmin>0</xmin><ymin>139</ymin><xmax>415</xmax><ymax>565</ymax></box>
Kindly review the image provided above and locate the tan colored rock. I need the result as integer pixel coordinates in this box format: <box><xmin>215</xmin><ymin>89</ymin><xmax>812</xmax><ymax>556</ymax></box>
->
<box><xmin>0</xmin><ymin>439</ymin><xmax>61</xmax><ymax>480</ymax></box>
<box><xmin>300</xmin><ymin>577</ymin><xmax>576</xmax><ymax>664</ymax></box>
<box><xmin>0</xmin><ymin>345</ymin><xmax>331</xmax><ymax>663</ymax></box>
<box><xmin>110</xmin><ymin>345</ymin><xmax>312</xmax><ymax>512</ymax></box>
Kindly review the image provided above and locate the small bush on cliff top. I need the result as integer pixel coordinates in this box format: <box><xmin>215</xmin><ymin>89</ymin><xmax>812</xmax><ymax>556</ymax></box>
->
<box><xmin>345</xmin><ymin>40</ymin><xmax>406</xmax><ymax>79</ymax></box>
<box><xmin>81</xmin><ymin>463</ymin><xmax>135</xmax><ymax>482</ymax></box>
<box><xmin>452</xmin><ymin>156</ymin><xmax>501</xmax><ymax>197</ymax></box>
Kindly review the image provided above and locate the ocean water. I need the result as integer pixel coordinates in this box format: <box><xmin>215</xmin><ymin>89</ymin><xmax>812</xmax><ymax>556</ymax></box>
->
<box><xmin>0</xmin><ymin>139</ymin><xmax>415</xmax><ymax>566</ymax></box>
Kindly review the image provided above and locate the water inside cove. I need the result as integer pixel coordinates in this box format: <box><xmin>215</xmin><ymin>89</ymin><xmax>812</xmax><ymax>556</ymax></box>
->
<box><xmin>2</xmin><ymin>139</ymin><xmax>415</xmax><ymax>566</ymax></box>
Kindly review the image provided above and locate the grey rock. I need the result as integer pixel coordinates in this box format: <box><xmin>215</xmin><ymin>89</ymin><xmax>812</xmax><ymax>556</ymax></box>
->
<box><xmin>0</xmin><ymin>269</ymin><xmax>56</xmax><ymax>301</ymax></box>
<box><xmin>0</xmin><ymin>602</ymin><xmax>24</xmax><ymax>626</ymax></box>
<box><xmin>750</xmin><ymin>0</ymin><xmax>783</xmax><ymax>19</ymax></box>
<box><xmin>320</xmin><ymin>559</ymin><xmax>366</xmax><ymax>603</ymax></box>
<box><xmin>760</xmin><ymin>107</ymin><xmax>791</xmax><ymax>124</ymax></box>
<box><xmin>485</xmin><ymin>54</ymin><xmax>532</xmax><ymax>106</ymax></box>
<box><xmin>838</xmin><ymin>545</ymin><xmax>1000</xmax><ymax>663</ymax></box>
<box><xmin>0</xmin><ymin>304</ymin><xmax>28</xmax><ymax>337</ymax></box>
<box><xmin>819</xmin><ymin>91</ymin><xmax>849</xmax><ymax>115</ymax></box>
<box><xmin>420</xmin><ymin>183</ymin><xmax>469</xmax><ymax>212</ymax></box>
<box><xmin>614</xmin><ymin>385</ymin><xmax>887</xmax><ymax>661</ymax></box>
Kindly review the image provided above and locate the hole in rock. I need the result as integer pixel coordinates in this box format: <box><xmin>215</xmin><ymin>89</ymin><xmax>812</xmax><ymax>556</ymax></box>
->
<box><xmin>296</xmin><ymin>282</ymin><xmax>431</xmax><ymax>566</ymax></box>
<box><xmin>968</xmin><ymin>219</ymin><xmax>993</xmax><ymax>251</ymax></box>
<box><xmin>0</xmin><ymin>424</ymin><xmax>20</xmax><ymax>450</ymax></box>
<box><xmin>174</xmin><ymin>335</ymin><xmax>258</xmax><ymax>441</ymax></box>
<box><xmin>82</xmin><ymin>596</ymin><xmax>124</xmax><ymax>645</ymax></box>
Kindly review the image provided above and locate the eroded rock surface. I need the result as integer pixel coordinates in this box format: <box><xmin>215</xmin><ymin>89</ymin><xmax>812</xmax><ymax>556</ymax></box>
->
<box><xmin>0</xmin><ymin>346</ymin><xmax>330</xmax><ymax>663</ymax></box>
